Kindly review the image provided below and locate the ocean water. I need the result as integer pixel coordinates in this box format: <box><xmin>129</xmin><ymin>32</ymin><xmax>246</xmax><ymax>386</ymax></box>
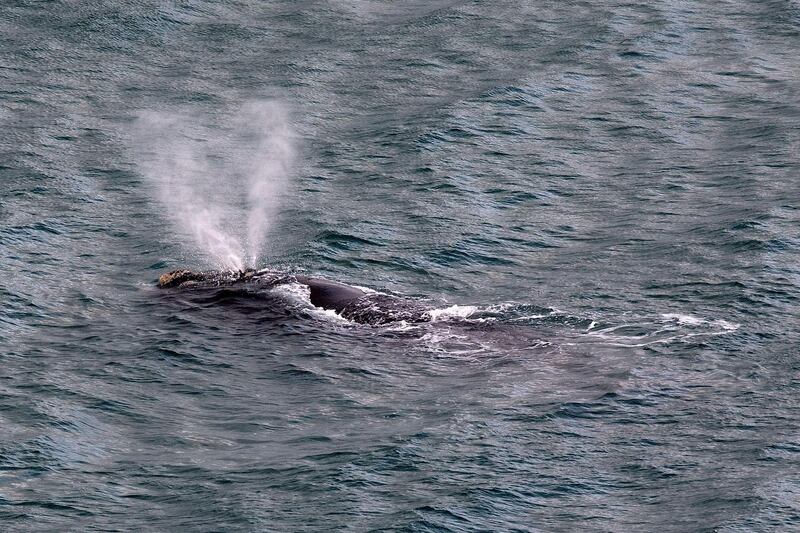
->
<box><xmin>1</xmin><ymin>1</ymin><xmax>799</xmax><ymax>531</ymax></box>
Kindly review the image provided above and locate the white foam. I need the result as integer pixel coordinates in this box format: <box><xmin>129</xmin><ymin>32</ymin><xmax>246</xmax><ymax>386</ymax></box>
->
<box><xmin>304</xmin><ymin>306</ymin><xmax>353</xmax><ymax>324</ymax></box>
<box><xmin>268</xmin><ymin>282</ymin><xmax>355</xmax><ymax>324</ymax></box>
<box><xmin>417</xmin><ymin>331</ymin><xmax>487</xmax><ymax>356</ymax></box>
<box><xmin>714</xmin><ymin>319</ymin><xmax>740</xmax><ymax>331</ymax></box>
<box><xmin>270</xmin><ymin>282</ymin><xmax>312</xmax><ymax>306</ymax></box>
<box><xmin>661</xmin><ymin>313</ymin><xmax>705</xmax><ymax>326</ymax></box>
<box><xmin>352</xmin><ymin>285</ymin><xmax>379</xmax><ymax>294</ymax></box>
<box><xmin>386</xmin><ymin>320</ymin><xmax>419</xmax><ymax>332</ymax></box>
<box><xmin>426</xmin><ymin>305</ymin><xmax>478</xmax><ymax>322</ymax></box>
<box><xmin>479</xmin><ymin>302</ymin><xmax>516</xmax><ymax>313</ymax></box>
<box><xmin>510</xmin><ymin>314</ymin><xmax>549</xmax><ymax>321</ymax></box>
<box><xmin>585</xmin><ymin>312</ymin><xmax>741</xmax><ymax>347</ymax></box>
<box><xmin>661</xmin><ymin>313</ymin><xmax>741</xmax><ymax>331</ymax></box>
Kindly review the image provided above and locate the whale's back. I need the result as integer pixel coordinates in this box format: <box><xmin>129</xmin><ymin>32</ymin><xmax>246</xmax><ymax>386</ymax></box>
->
<box><xmin>294</xmin><ymin>275</ymin><xmax>366</xmax><ymax>311</ymax></box>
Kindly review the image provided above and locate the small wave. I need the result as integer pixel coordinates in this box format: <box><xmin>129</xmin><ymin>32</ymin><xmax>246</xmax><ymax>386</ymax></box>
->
<box><xmin>417</xmin><ymin>331</ymin><xmax>491</xmax><ymax>357</ymax></box>
<box><xmin>478</xmin><ymin>303</ymin><xmax>516</xmax><ymax>313</ymax></box>
<box><xmin>269</xmin><ymin>281</ymin><xmax>311</xmax><ymax>305</ymax></box>
<box><xmin>304</xmin><ymin>306</ymin><xmax>353</xmax><ymax>324</ymax></box>
<box><xmin>351</xmin><ymin>285</ymin><xmax>379</xmax><ymax>294</ymax></box>
<box><xmin>660</xmin><ymin>313</ymin><xmax>704</xmax><ymax>326</ymax></box>
<box><xmin>661</xmin><ymin>313</ymin><xmax>740</xmax><ymax>331</ymax></box>
<box><xmin>385</xmin><ymin>320</ymin><xmax>420</xmax><ymax>332</ymax></box>
<box><xmin>509</xmin><ymin>313</ymin><xmax>551</xmax><ymax>321</ymax></box>
<box><xmin>426</xmin><ymin>305</ymin><xmax>478</xmax><ymax>321</ymax></box>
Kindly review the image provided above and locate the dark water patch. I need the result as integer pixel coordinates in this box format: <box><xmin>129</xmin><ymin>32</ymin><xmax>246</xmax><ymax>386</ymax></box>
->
<box><xmin>427</xmin><ymin>248</ymin><xmax>517</xmax><ymax>267</ymax></box>
<box><xmin>315</xmin><ymin>229</ymin><xmax>384</xmax><ymax>250</ymax></box>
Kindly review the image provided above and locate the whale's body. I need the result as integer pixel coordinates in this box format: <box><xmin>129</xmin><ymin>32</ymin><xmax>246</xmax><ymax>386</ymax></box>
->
<box><xmin>157</xmin><ymin>269</ymin><xmax>428</xmax><ymax>325</ymax></box>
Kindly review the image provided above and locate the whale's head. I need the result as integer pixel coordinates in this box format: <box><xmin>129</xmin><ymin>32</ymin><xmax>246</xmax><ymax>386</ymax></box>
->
<box><xmin>158</xmin><ymin>268</ymin><xmax>262</xmax><ymax>288</ymax></box>
<box><xmin>158</xmin><ymin>269</ymin><xmax>203</xmax><ymax>288</ymax></box>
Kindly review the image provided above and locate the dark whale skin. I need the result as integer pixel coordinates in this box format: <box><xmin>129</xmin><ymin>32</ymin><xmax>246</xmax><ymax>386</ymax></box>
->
<box><xmin>157</xmin><ymin>269</ymin><xmax>366</xmax><ymax>313</ymax></box>
<box><xmin>293</xmin><ymin>275</ymin><xmax>366</xmax><ymax>311</ymax></box>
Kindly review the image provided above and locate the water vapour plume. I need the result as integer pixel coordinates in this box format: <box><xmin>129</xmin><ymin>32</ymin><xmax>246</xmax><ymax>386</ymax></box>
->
<box><xmin>132</xmin><ymin>101</ymin><xmax>295</xmax><ymax>270</ymax></box>
<box><xmin>236</xmin><ymin>102</ymin><xmax>294</xmax><ymax>266</ymax></box>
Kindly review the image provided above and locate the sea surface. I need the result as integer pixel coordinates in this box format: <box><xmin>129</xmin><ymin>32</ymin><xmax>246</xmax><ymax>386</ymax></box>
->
<box><xmin>2</xmin><ymin>1</ymin><xmax>799</xmax><ymax>531</ymax></box>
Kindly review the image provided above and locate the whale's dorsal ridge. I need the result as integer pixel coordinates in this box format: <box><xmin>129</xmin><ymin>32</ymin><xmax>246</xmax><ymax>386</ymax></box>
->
<box><xmin>294</xmin><ymin>275</ymin><xmax>366</xmax><ymax>310</ymax></box>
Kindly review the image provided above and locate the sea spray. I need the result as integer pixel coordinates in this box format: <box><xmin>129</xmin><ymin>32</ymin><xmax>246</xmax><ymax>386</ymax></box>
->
<box><xmin>132</xmin><ymin>101</ymin><xmax>295</xmax><ymax>270</ymax></box>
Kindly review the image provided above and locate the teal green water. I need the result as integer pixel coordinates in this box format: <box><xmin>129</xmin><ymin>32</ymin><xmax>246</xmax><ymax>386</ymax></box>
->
<box><xmin>2</xmin><ymin>1</ymin><xmax>799</xmax><ymax>531</ymax></box>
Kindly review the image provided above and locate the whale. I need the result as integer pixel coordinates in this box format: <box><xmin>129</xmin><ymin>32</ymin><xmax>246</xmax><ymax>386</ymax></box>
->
<box><xmin>157</xmin><ymin>268</ymin><xmax>429</xmax><ymax>325</ymax></box>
